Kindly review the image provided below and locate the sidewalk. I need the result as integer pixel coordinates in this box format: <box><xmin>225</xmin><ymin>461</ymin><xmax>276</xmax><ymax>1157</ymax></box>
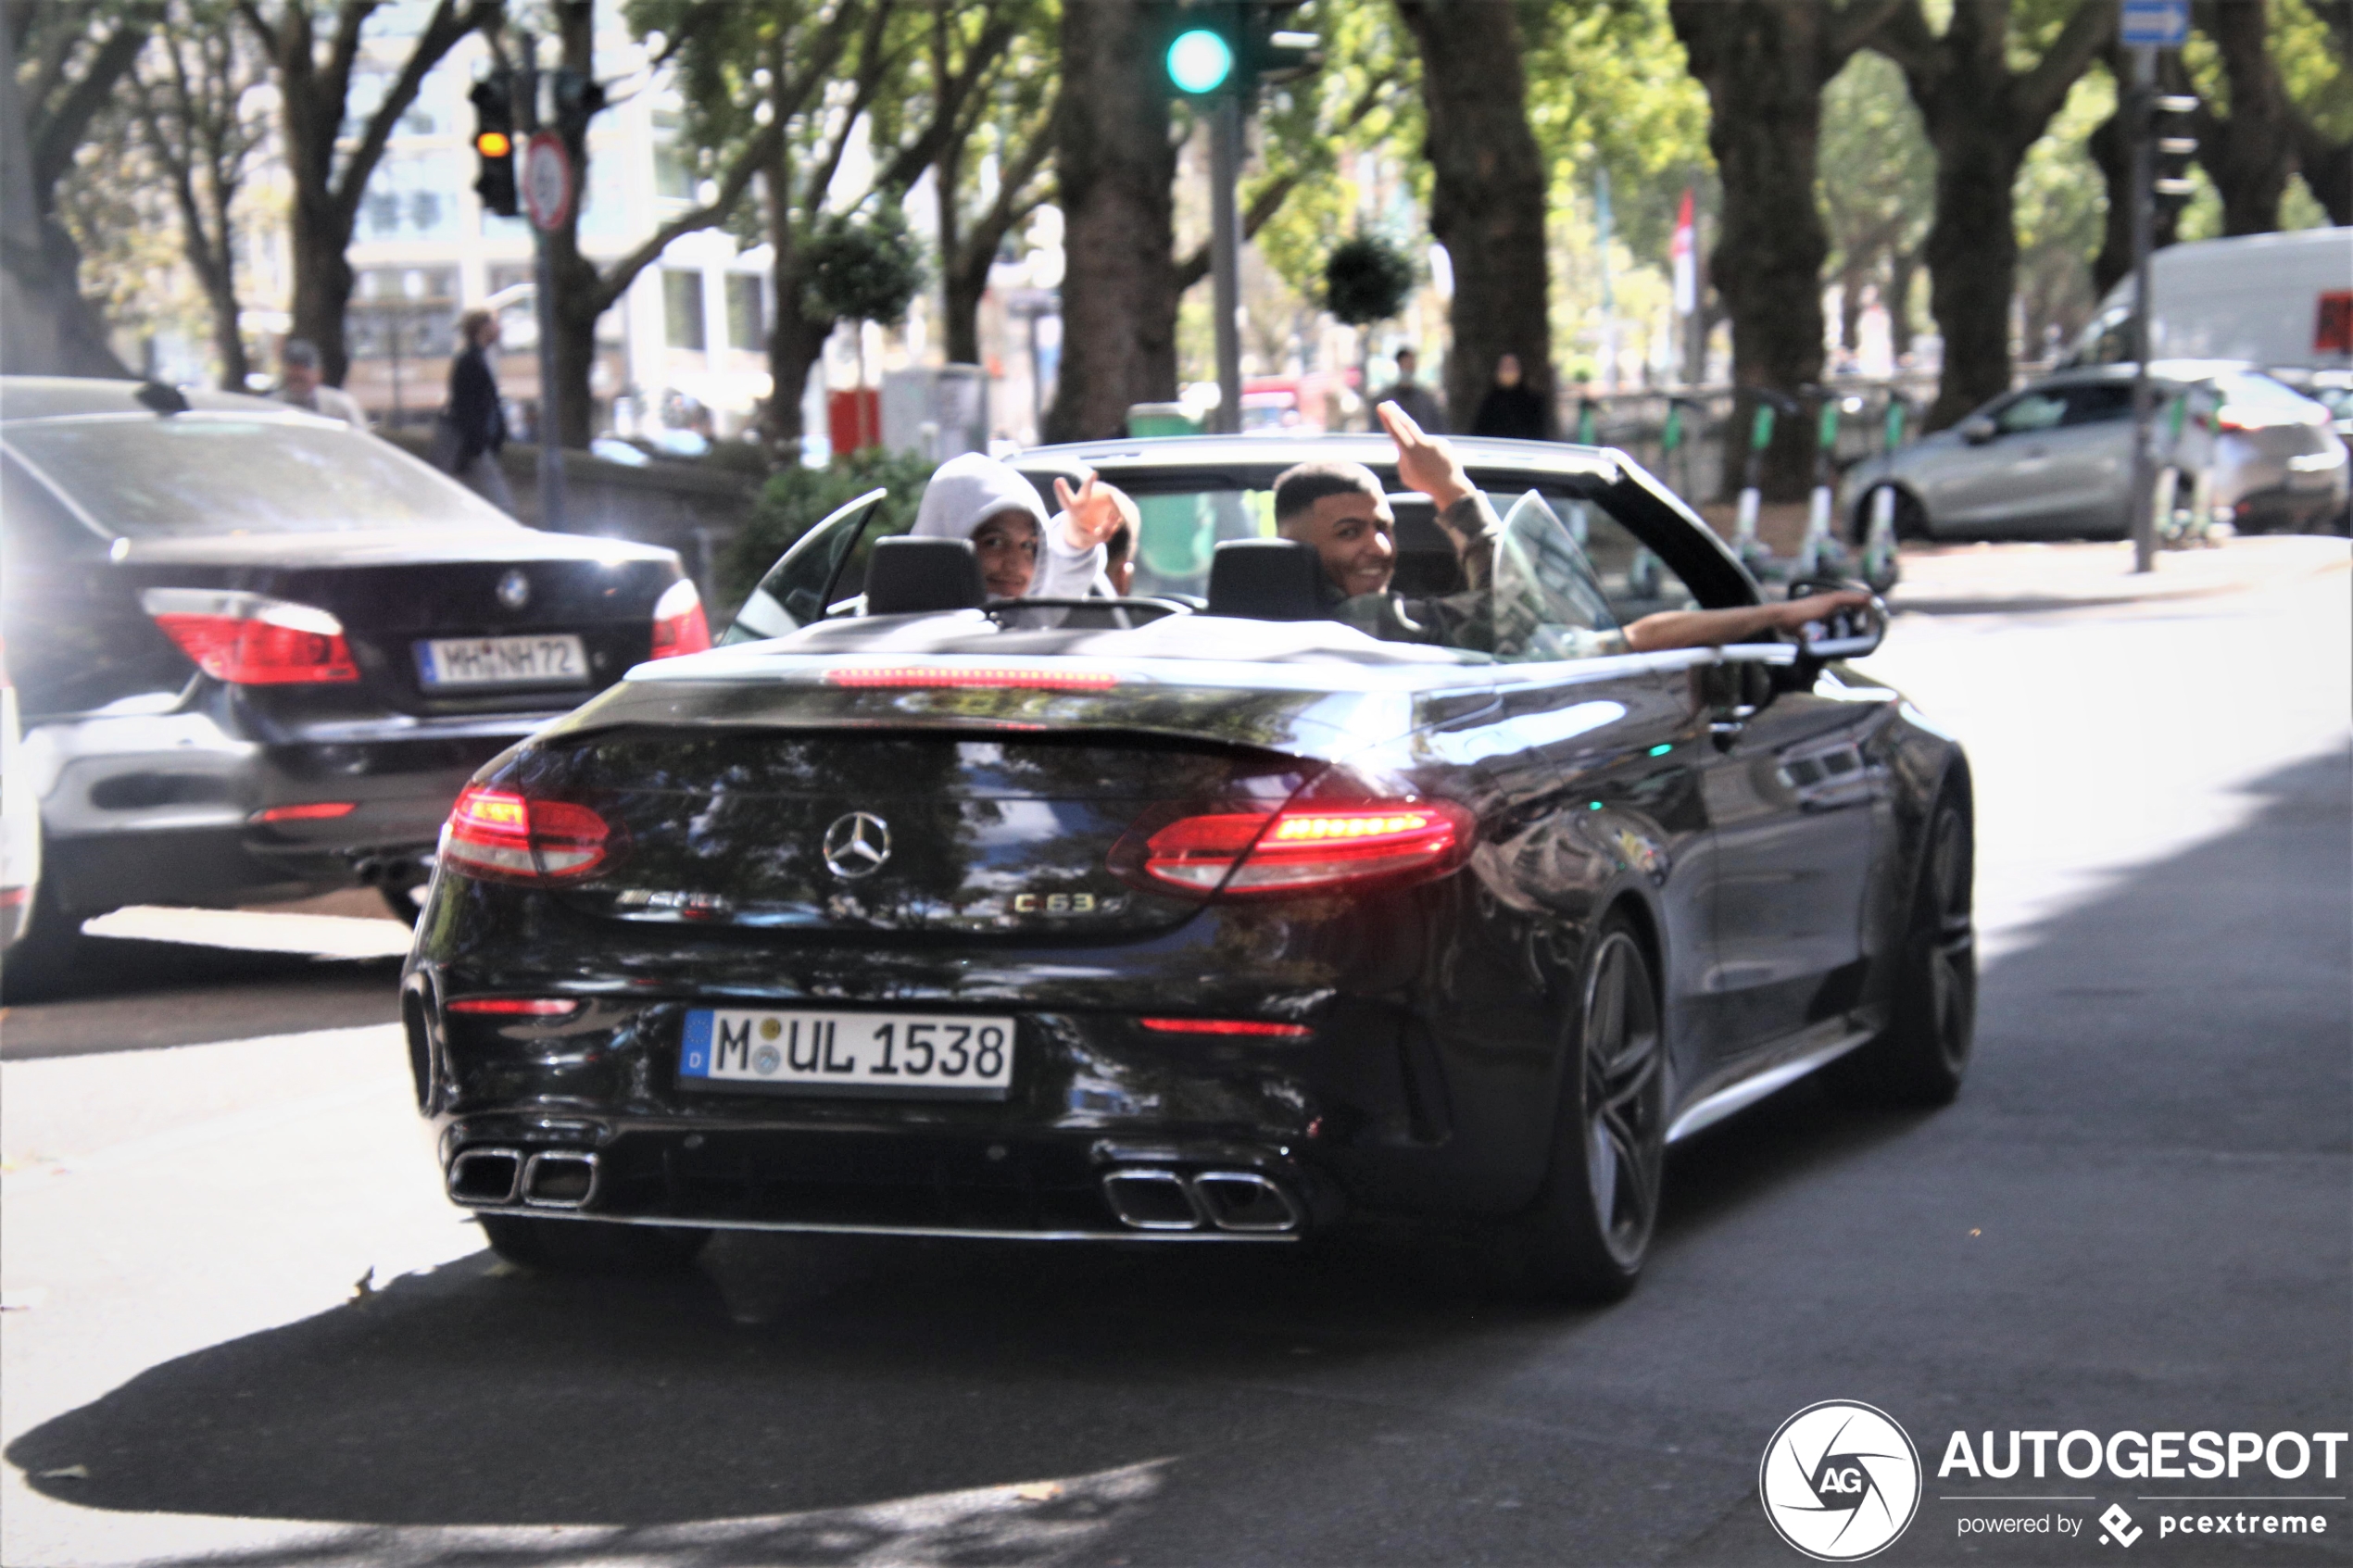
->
<box><xmin>1882</xmin><ymin>534</ymin><xmax>2351</xmax><ymax>614</ymax></box>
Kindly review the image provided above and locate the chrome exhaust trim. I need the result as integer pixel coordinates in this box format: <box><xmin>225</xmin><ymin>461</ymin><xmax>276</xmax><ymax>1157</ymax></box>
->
<box><xmin>1189</xmin><ymin>1170</ymin><xmax>1303</xmax><ymax>1234</ymax></box>
<box><xmin>521</xmin><ymin>1149</ymin><xmax>601</xmax><ymax>1210</ymax></box>
<box><xmin>447</xmin><ymin>1147</ymin><xmax>522</xmax><ymax>1206</ymax></box>
<box><xmin>1100</xmin><ymin>1167</ymin><xmax>1206</xmax><ymax>1230</ymax></box>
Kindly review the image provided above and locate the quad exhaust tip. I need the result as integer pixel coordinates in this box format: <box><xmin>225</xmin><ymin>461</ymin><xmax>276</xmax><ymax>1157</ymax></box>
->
<box><xmin>1101</xmin><ymin>1167</ymin><xmax>1302</xmax><ymax>1234</ymax></box>
<box><xmin>446</xmin><ymin>1147</ymin><xmax>600</xmax><ymax>1210</ymax></box>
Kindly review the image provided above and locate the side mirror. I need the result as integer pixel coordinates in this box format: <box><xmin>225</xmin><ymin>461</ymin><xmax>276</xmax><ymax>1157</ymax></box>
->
<box><xmin>1785</xmin><ymin>578</ymin><xmax>1886</xmax><ymax>661</ymax></box>
<box><xmin>1958</xmin><ymin>415</ymin><xmax>1997</xmax><ymax>445</ymax></box>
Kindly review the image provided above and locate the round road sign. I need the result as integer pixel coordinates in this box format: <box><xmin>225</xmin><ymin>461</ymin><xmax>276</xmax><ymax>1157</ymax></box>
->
<box><xmin>522</xmin><ymin>132</ymin><xmax>573</xmax><ymax>232</ymax></box>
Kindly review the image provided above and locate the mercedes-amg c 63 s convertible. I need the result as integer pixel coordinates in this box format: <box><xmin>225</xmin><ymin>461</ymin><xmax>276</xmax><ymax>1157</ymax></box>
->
<box><xmin>404</xmin><ymin>435</ymin><xmax>1975</xmax><ymax>1301</ymax></box>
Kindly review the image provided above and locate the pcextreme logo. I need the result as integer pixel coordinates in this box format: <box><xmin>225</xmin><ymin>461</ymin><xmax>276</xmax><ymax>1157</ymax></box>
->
<box><xmin>1760</xmin><ymin>1400</ymin><xmax>1924</xmax><ymax>1562</ymax></box>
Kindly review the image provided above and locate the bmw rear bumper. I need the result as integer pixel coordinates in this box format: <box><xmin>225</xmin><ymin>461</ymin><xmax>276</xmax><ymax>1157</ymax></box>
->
<box><xmin>27</xmin><ymin>706</ymin><xmax>553</xmax><ymax>914</ymax></box>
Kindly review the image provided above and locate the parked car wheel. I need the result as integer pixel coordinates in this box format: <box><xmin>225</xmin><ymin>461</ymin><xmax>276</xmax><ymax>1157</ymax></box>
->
<box><xmin>478</xmin><ymin>1213</ymin><xmax>711</xmax><ymax>1275</ymax></box>
<box><xmin>1509</xmin><ymin>913</ymin><xmax>1667</xmax><ymax>1303</ymax></box>
<box><xmin>0</xmin><ymin>859</ymin><xmax>87</xmax><ymax>1002</ymax></box>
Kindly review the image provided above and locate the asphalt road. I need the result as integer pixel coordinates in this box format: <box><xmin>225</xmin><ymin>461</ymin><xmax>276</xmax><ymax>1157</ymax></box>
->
<box><xmin>3</xmin><ymin>547</ymin><xmax>2347</xmax><ymax>1568</ymax></box>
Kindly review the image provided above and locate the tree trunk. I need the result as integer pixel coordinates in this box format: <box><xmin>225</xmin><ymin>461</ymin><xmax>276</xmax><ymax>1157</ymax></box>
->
<box><xmin>1397</xmin><ymin>0</ymin><xmax>1554</xmax><ymax>439</ymax></box>
<box><xmin>1669</xmin><ymin>1</ymin><xmax>1860</xmax><ymax>497</ymax></box>
<box><xmin>944</xmin><ymin>245</ymin><xmax>989</xmax><ymax>367</ymax></box>
<box><xmin>288</xmin><ymin>199</ymin><xmax>357</xmax><ymax>386</ymax></box>
<box><xmin>1876</xmin><ymin>0</ymin><xmax>2112</xmax><ymax>430</ymax></box>
<box><xmin>1888</xmin><ymin>247</ymin><xmax>1921</xmax><ymax>359</ymax></box>
<box><xmin>2295</xmin><ymin>124</ymin><xmax>2352</xmax><ymax>225</ymax></box>
<box><xmin>0</xmin><ymin>11</ymin><xmax>138</xmax><ymax>377</ymax></box>
<box><xmin>1919</xmin><ymin>112</ymin><xmax>2022</xmax><ymax>425</ymax></box>
<box><xmin>544</xmin><ymin>0</ymin><xmax>600</xmax><ymax>449</ymax></box>
<box><xmin>2198</xmin><ymin>0</ymin><xmax>2295</xmax><ymax>236</ymax></box>
<box><xmin>1042</xmin><ymin>0</ymin><xmax>1176</xmax><ymax>443</ymax></box>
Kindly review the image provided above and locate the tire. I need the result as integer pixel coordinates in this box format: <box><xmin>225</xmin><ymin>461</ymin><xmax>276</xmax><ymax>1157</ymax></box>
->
<box><xmin>1509</xmin><ymin>913</ymin><xmax>1667</xmax><ymax>1303</ymax></box>
<box><xmin>0</xmin><ymin>872</ymin><xmax>90</xmax><ymax>1002</ymax></box>
<box><xmin>1853</xmin><ymin>484</ymin><xmax>1928</xmax><ymax>546</ymax></box>
<box><xmin>478</xmin><ymin>1213</ymin><xmax>711</xmax><ymax>1275</ymax></box>
<box><xmin>1829</xmin><ymin>796</ymin><xmax>1977</xmax><ymax>1107</ymax></box>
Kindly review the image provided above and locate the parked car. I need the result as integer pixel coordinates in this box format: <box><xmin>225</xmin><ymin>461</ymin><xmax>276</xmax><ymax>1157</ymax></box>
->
<box><xmin>0</xmin><ymin>377</ymin><xmax>709</xmax><ymax>981</ymax></box>
<box><xmin>406</xmin><ymin>434</ymin><xmax>1974</xmax><ymax>1303</ymax></box>
<box><xmin>1842</xmin><ymin>363</ymin><xmax>2346</xmax><ymax>541</ymax></box>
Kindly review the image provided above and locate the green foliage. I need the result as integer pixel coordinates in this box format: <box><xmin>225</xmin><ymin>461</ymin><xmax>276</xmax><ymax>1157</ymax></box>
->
<box><xmin>719</xmin><ymin>447</ymin><xmax>936</xmax><ymax>612</ymax></box>
<box><xmin>1522</xmin><ymin>0</ymin><xmax>1712</xmax><ymax>258</ymax></box>
<box><xmin>801</xmin><ymin>205</ymin><xmax>928</xmax><ymax>326</ymax></box>
<box><xmin>1325</xmin><ymin>234</ymin><xmax>1417</xmax><ymax>324</ymax></box>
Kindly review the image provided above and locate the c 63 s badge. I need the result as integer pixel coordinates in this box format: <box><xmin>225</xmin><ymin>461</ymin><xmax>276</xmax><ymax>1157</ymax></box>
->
<box><xmin>1011</xmin><ymin>891</ymin><xmax>1117</xmax><ymax>915</ymax></box>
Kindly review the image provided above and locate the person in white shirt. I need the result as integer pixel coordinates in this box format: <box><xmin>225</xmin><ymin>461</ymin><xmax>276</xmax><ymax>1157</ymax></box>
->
<box><xmin>273</xmin><ymin>338</ymin><xmax>371</xmax><ymax>433</ymax></box>
<box><xmin>907</xmin><ymin>452</ymin><xmax>1130</xmax><ymax>599</ymax></box>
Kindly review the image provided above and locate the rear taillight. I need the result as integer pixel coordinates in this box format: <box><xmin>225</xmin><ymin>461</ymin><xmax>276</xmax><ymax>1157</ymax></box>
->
<box><xmin>1132</xmin><ymin>800</ymin><xmax>1475</xmax><ymax>897</ymax></box>
<box><xmin>447</xmin><ymin>997</ymin><xmax>583</xmax><ymax>1016</ymax></box>
<box><xmin>441</xmin><ymin>784</ymin><xmax>610</xmax><ymax>882</ymax></box>
<box><xmin>140</xmin><ymin>588</ymin><xmax>359</xmax><ymax>684</ymax></box>
<box><xmin>650</xmin><ymin>579</ymin><xmax>711</xmax><ymax>659</ymax></box>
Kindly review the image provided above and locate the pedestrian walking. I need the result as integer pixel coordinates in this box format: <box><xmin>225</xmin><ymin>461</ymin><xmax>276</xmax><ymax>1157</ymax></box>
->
<box><xmin>1374</xmin><ymin>347</ymin><xmax>1445</xmax><ymax>434</ymax></box>
<box><xmin>1470</xmin><ymin>352</ymin><xmax>1550</xmax><ymax>441</ymax></box>
<box><xmin>432</xmin><ymin>308</ymin><xmax>515</xmax><ymax>515</ymax></box>
<box><xmin>272</xmin><ymin>338</ymin><xmax>370</xmax><ymax>433</ymax></box>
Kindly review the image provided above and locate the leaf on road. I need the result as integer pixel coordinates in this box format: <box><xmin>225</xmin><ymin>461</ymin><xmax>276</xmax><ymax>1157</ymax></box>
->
<box><xmin>349</xmin><ymin>1267</ymin><xmax>378</xmax><ymax>1305</ymax></box>
<box><xmin>38</xmin><ymin>1465</ymin><xmax>89</xmax><ymax>1480</ymax></box>
<box><xmin>1013</xmin><ymin>1482</ymin><xmax>1063</xmax><ymax>1501</ymax></box>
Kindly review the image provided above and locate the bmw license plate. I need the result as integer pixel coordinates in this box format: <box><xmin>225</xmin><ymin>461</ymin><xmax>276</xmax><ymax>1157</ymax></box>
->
<box><xmin>414</xmin><ymin>633</ymin><xmax>588</xmax><ymax>688</ymax></box>
<box><xmin>679</xmin><ymin>1009</ymin><xmax>1015</xmax><ymax>1099</ymax></box>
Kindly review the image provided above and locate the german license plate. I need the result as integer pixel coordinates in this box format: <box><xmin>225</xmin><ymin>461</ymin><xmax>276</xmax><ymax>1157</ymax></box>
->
<box><xmin>414</xmin><ymin>633</ymin><xmax>587</xmax><ymax>688</ymax></box>
<box><xmin>679</xmin><ymin>1009</ymin><xmax>1015</xmax><ymax>1098</ymax></box>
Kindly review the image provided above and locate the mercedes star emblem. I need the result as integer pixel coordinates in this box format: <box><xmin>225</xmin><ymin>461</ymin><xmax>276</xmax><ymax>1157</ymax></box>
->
<box><xmin>497</xmin><ymin>569</ymin><xmax>532</xmax><ymax>610</ymax></box>
<box><xmin>822</xmin><ymin>811</ymin><xmax>891</xmax><ymax>879</ymax></box>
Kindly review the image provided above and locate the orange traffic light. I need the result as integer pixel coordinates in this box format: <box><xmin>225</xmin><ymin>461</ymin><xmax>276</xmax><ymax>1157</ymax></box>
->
<box><xmin>475</xmin><ymin>130</ymin><xmax>511</xmax><ymax>158</ymax></box>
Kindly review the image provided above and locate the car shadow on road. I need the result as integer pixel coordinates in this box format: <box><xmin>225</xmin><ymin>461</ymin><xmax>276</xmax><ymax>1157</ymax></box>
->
<box><xmin>0</xmin><ymin>947</ymin><xmax>403</xmax><ymax>1060</ymax></box>
<box><xmin>7</xmin><ymin>747</ymin><xmax>2346</xmax><ymax>1565</ymax></box>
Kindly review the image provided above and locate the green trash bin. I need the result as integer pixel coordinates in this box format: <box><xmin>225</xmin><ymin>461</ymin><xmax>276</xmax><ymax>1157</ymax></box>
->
<box><xmin>1126</xmin><ymin>402</ymin><xmax>1200</xmax><ymax>438</ymax></box>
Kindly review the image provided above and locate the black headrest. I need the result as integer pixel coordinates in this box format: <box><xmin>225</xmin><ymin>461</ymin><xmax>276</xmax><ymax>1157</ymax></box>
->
<box><xmin>1206</xmin><ymin>538</ymin><xmax>1327</xmax><ymax>621</ymax></box>
<box><xmin>865</xmin><ymin>536</ymin><xmax>987</xmax><ymax>616</ymax></box>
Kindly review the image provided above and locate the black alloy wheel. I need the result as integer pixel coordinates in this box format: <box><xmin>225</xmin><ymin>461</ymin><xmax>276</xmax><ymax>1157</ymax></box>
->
<box><xmin>478</xmin><ymin>1213</ymin><xmax>711</xmax><ymax>1274</ymax></box>
<box><xmin>1515</xmin><ymin>913</ymin><xmax>1667</xmax><ymax>1303</ymax></box>
<box><xmin>1831</xmin><ymin>797</ymin><xmax>1976</xmax><ymax>1106</ymax></box>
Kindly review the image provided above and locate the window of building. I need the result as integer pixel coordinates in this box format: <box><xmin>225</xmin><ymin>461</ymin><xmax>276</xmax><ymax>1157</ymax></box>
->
<box><xmin>727</xmin><ymin>275</ymin><xmax>765</xmax><ymax>352</ymax></box>
<box><xmin>664</xmin><ymin>270</ymin><xmax>707</xmax><ymax>352</ymax></box>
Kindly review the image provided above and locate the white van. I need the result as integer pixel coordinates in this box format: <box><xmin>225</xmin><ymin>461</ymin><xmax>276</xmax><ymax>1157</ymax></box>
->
<box><xmin>2066</xmin><ymin>227</ymin><xmax>2352</xmax><ymax>372</ymax></box>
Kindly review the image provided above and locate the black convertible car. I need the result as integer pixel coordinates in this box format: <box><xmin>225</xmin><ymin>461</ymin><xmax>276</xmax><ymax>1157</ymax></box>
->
<box><xmin>406</xmin><ymin>435</ymin><xmax>1974</xmax><ymax>1300</ymax></box>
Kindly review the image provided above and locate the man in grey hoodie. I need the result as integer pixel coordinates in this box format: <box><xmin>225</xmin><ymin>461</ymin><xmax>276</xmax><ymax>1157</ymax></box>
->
<box><xmin>909</xmin><ymin>452</ymin><xmax>1132</xmax><ymax>599</ymax></box>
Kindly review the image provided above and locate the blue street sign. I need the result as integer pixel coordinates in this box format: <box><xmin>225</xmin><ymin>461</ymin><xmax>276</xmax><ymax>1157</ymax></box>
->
<box><xmin>2120</xmin><ymin>0</ymin><xmax>2189</xmax><ymax>47</ymax></box>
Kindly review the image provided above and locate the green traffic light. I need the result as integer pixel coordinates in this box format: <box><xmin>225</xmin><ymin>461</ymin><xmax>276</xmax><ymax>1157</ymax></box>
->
<box><xmin>1167</xmin><ymin>27</ymin><xmax>1233</xmax><ymax>94</ymax></box>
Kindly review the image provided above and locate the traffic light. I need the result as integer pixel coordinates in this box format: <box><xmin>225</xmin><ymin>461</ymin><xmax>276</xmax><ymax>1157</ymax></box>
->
<box><xmin>1165</xmin><ymin>1</ymin><xmax>1239</xmax><ymax>95</ymax></box>
<box><xmin>2149</xmin><ymin>92</ymin><xmax>2198</xmax><ymax>211</ymax></box>
<box><xmin>551</xmin><ymin>68</ymin><xmax>606</xmax><ymax>149</ymax></box>
<box><xmin>1161</xmin><ymin>1</ymin><xmax>1319</xmax><ymax>96</ymax></box>
<box><xmin>469</xmin><ymin>72</ymin><xmax>517</xmax><ymax>217</ymax></box>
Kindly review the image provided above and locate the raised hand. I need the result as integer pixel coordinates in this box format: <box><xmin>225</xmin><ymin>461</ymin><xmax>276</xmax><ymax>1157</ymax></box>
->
<box><xmin>1378</xmin><ymin>400</ymin><xmax>1472</xmax><ymax>511</ymax></box>
<box><xmin>1053</xmin><ymin>471</ymin><xmax>1129</xmax><ymax>551</ymax></box>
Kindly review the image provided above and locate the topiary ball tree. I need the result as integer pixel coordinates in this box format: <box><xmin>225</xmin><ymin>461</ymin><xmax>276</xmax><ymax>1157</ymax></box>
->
<box><xmin>1324</xmin><ymin>235</ymin><xmax>1417</xmax><ymax>329</ymax></box>
<box><xmin>801</xmin><ymin>206</ymin><xmax>928</xmax><ymax>329</ymax></box>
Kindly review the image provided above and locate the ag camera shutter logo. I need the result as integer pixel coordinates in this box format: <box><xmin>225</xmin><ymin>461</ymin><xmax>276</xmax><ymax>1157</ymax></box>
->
<box><xmin>1760</xmin><ymin>1400</ymin><xmax>1922</xmax><ymax>1561</ymax></box>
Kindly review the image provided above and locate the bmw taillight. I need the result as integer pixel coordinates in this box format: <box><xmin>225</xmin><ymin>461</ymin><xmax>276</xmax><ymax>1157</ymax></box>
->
<box><xmin>1126</xmin><ymin>800</ymin><xmax>1475</xmax><ymax>897</ymax></box>
<box><xmin>649</xmin><ymin>578</ymin><xmax>711</xmax><ymax>659</ymax></box>
<box><xmin>140</xmin><ymin>588</ymin><xmax>359</xmax><ymax>684</ymax></box>
<box><xmin>441</xmin><ymin>784</ymin><xmax>610</xmax><ymax>882</ymax></box>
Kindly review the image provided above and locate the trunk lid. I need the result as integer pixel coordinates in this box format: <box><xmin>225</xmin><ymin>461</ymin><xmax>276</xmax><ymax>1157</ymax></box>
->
<box><xmin>509</xmin><ymin>726</ymin><xmax>1315</xmax><ymax>938</ymax></box>
<box><xmin>118</xmin><ymin>530</ymin><xmax>682</xmax><ymax>717</ymax></box>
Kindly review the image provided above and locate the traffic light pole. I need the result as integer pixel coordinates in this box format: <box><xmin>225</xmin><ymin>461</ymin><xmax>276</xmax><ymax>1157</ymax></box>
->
<box><xmin>2127</xmin><ymin>45</ymin><xmax>2157</xmax><ymax>574</ymax></box>
<box><xmin>519</xmin><ymin>39</ymin><xmax>566</xmax><ymax>534</ymax></box>
<box><xmin>1209</xmin><ymin>91</ymin><xmax>1244</xmax><ymax>437</ymax></box>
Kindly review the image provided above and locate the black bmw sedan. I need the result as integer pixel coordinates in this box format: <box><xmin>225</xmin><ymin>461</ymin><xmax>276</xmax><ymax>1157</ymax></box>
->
<box><xmin>0</xmin><ymin>377</ymin><xmax>709</xmax><ymax>976</ymax></box>
<box><xmin>406</xmin><ymin>434</ymin><xmax>1974</xmax><ymax>1301</ymax></box>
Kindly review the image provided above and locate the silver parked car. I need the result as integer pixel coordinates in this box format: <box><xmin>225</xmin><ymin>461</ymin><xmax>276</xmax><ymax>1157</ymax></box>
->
<box><xmin>1843</xmin><ymin>363</ymin><xmax>2347</xmax><ymax>541</ymax></box>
